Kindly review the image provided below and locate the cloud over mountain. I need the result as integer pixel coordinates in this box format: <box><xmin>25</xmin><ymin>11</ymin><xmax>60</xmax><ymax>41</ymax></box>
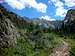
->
<box><xmin>40</xmin><ymin>15</ymin><xmax>56</xmax><ymax>21</ymax></box>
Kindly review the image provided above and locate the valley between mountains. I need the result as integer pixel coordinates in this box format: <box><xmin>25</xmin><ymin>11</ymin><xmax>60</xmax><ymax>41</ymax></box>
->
<box><xmin>0</xmin><ymin>4</ymin><xmax>75</xmax><ymax>56</ymax></box>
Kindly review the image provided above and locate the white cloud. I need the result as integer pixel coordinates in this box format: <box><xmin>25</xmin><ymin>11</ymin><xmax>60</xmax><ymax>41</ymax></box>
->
<box><xmin>48</xmin><ymin>0</ymin><xmax>67</xmax><ymax>17</ymax></box>
<box><xmin>4</xmin><ymin>0</ymin><xmax>47</xmax><ymax>13</ymax></box>
<box><xmin>48</xmin><ymin>0</ymin><xmax>75</xmax><ymax>17</ymax></box>
<box><xmin>56</xmin><ymin>7</ymin><xmax>67</xmax><ymax>17</ymax></box>
<box><xmin>35</xmin><ymin>3</ymin><xmax>47</xmax><ymax>13</ymax></box>
<box><xmin>48</xmin><ymin>1</ymin><xmax>51</xmax><ymax>3</ymax></box>
<box><xmin>40</xmin><ymin>15</ymin><xmax>56</xmax><ymax>21</ymax></box>
<box><xmin>50</xmin><ymin>0</ymin><xmax>59</xmax><ymax>3</ymax></box>
<box><xmin>64</xmin><ymin>0</ymin><xmax>75</xmax><ymax>7</ymax></box>
<box><xmin>55</xmin><ymin>1</ymin><xmax>64</xmax><ymax>7</ymax></box>
<box><xmin>5</xmin><ymin>0</ymin><xmax>25</xmax><ymax>10</ymax></box>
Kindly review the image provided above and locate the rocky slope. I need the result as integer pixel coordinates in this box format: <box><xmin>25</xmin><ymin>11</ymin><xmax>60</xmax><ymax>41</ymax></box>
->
<box><xmin>0</xmin><ymin>12</ymin><xmax>19</xmax><ymax>48</ymax></box>
<box><xmin>63</xmin><ymin>9</ymin><xmax>75</xmax><ymax>33</ymax></box>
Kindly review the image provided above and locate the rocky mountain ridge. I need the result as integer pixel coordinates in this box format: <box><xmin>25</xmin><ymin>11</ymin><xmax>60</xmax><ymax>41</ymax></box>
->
<box><xmin>63</xmin><ymin>9</ymin><xmax>75</xmax><ymax>33</ymax></box>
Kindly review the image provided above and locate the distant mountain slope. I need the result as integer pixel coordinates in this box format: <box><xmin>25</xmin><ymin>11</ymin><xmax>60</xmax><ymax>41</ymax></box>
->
<box><xmin>32</xmin><ymin>19</ymin><xmax>63</xmax><ymax>29</ymax></box>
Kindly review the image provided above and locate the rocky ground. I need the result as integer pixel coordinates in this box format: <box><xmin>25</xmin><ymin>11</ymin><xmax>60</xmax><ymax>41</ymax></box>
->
<box><xmin>50</xmin><ymin>41</ymin><xmax>70</xmax><ymax>56</ymax></box>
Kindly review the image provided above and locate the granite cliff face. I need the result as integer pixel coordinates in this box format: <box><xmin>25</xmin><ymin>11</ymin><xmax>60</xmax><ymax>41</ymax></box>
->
<box><xmin>63</xmin><ymin>9</ymin><xmax>75</xmax><ymax>33</ymax></box>
<box><xmin>0</xmin><ymin>14</ymin><xmax>18</xmax><ymax>48</ymax></box>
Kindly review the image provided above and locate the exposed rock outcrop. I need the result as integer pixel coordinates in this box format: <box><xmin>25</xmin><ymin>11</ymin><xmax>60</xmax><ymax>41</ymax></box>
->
<box><xmin>0</xmin><ymin>14</ymin><xmax>18</xmax><ymax>48</ymax></box>
<box><xmin>63</xmin><ymin>9</ymin><xmax>75</xmax><ymax>33</ymax></box>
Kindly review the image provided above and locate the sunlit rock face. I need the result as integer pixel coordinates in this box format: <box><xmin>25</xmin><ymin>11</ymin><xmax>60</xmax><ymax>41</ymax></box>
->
<box><xmin>63</xmin><ymin>9</ymin><xmax>75</xmax><ymax>33</ymax></box>
<box><xmin>0</xmin><ymin>14</ymin><xmax>18</xmax><ymax>48</ymax></box>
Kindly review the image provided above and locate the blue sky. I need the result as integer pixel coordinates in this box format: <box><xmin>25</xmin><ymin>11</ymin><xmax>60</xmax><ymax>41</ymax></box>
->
<box><xmin>0</xmin><ymin>0</ymin><xmax>75</xmax><ymax>21</ymax></box>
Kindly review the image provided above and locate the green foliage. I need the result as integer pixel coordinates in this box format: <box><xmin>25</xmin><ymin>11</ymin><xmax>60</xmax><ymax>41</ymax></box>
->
<box><xmin>0</xmin><ymin>29</ymin><xmax>62</xmax><ymax>56</ymax></box>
